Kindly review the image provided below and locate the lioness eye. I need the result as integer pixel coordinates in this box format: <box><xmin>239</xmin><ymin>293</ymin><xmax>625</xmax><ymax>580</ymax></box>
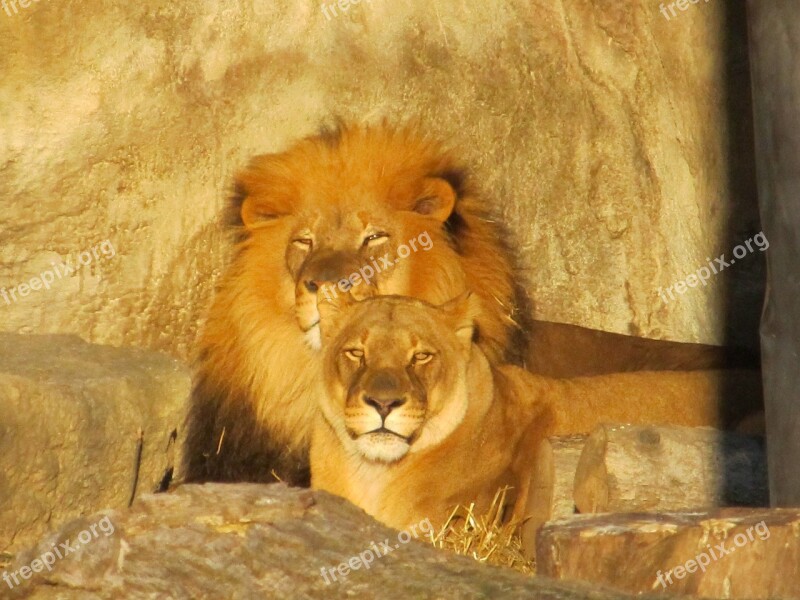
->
<box><xmin>293</xmin><ymin>238</ymin><xmax>313</xmax><ymax>250</ymax></box>
<box><xmin>362</xmin><ymin>232</ymin><xmax>389</xmax><ymax>247</ymax></box>
<box><xmin>412</xmin><ymin>352</ymin><xmax>433</xmax><ymax>365</ymax></box>
<box><xmin>344</xmin><ymin>348</ymin><xmax>364</xmax><ymax>362</ymax></box>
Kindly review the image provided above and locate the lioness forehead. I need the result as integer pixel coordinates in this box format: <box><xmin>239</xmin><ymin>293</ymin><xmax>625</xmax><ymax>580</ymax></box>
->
<box><xmin>341</xmin><ymin>299</ymin><xmax>452</xmax><ymax>348</ymax></box>
<box><xmin>355</xmin><ymin>327</ymin><xmax>423</xmax><ymax>351</ymax></box>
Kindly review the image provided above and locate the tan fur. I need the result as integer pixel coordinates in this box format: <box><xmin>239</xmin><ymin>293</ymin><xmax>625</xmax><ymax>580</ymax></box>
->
<box><xmin>310</xmin><ymin>293</ymin><xmax>762</xmax><ymax>540</ymax></box>
<box><xmin>183</xmin><ymin>121</ymin><xmax>755</xmax><ymax>485</ymax></box>
<box><xmin>183</xmin><ymin>123</ymin><xmax>519</xmax><ymax>484</ymax></box>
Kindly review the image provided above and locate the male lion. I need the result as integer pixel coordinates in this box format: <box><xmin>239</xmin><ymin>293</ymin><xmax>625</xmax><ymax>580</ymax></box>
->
<box><xmin>310</xmin><ymin>291</ymin><xmax>761</xmax><ymax>549</ymax></box>
<box><xmin>183</xmin><ymin>123</ymin><xmax>519</xmax><ymax>485</ymax></box>
<box><xmin>183</xmin><ymin>122</ymin><xmax>747</xmax><ymax>486</ymax></box>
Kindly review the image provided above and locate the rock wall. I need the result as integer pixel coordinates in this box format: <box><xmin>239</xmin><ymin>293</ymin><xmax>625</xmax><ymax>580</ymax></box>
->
<box><xmin>0</xmin><ymin>0</ymin><xmax>762</xmax><ymax>361</ymax></box>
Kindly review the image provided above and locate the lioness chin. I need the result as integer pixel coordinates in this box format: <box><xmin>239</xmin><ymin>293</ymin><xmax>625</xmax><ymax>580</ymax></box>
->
<box><xmin>310</xmin><ymin>291</ymin><xmax>762</xmax><ymax>554</ymax></box>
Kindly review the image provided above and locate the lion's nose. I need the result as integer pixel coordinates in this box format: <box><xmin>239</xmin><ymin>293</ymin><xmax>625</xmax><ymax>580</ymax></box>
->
<box><xmin>304</xmin><ymin>273</ymin><xmax>347</xmax><ymax>294</ymax></box>
<box><xmin>302</xmin><ymin>251</ymin><xmax>355</xmax><ymax>292</ymax></box>
<box><xmin>364</xmin><ymin>395</ymin><xmax>407</xmax><ymax>420</ymax></box>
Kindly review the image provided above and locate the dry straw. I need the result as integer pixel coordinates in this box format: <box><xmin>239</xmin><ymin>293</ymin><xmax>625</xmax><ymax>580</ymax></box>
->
<box><xmin>428</xmin><ymin>487</ymin><xmax>534</xmax><ymax>574</ymax></box>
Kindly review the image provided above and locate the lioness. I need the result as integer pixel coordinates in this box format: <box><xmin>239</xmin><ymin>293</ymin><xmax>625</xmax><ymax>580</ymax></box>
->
<box><xmin>184</xmin><ymin>122</ymin><xmax>750</xmax><ymax>486</ymax></box>
<box><xmin>310</xmin><ymin>291</ymin><xmax>761</xmax><ymax>545</ymax></box>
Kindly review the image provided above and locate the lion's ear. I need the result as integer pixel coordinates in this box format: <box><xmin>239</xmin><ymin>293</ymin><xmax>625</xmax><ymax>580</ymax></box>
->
<box><xmin>234</xmin><ymin>156</ymin><xmax>296</xmax><ymax>230</ymax></box>
<box><xmin>317</xmin><ymin>285</ymin><xmax>359</xmax><ymax>343</ymax></box>
<box><xmin>412</xmin><ymin>177</ymin><xmax>457</xmax><ymax>222</ymax></box>
<box><xmin>439</xmin><ymin>290</ymin><xmax>480</xmax><ymax>348</ymax></box>
<box><xmin>240</xmin><ymin>195</ymin><xmax>287</xmax><ymax>228</ymax></box>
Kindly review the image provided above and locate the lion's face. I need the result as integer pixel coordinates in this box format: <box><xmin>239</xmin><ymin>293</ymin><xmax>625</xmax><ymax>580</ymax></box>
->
<box><xmin>317</xmin><ymin>292</ymin><xmax>478</xmax><ymax>463</ymax></box>
<box><xmin>234</xmin><ymin>126</ymin><xmax>468</xmax><ymax>350</ymax></box>
<box><xmin>284</xmin><ymin>204</ymin><xmax>421</xmax><ymax>349</ymax></box>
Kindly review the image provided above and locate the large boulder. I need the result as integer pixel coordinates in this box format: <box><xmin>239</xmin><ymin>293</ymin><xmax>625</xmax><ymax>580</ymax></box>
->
<box><xmin>537</xmin><ymin>508</ymin><xmax>796</xmax><ymax>598</ymax></box>
<box><xmin>5</xmin><ymin>483</ymin><xmax>670</xmax><ymax>599</ymax></box>
<box><xmin>0</xmin><ymin>334</ymin><xmax>189</xmax><ymax>555</ymax></box>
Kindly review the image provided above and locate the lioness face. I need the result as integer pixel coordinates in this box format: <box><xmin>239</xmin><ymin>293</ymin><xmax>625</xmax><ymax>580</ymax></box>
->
<box><xmin>235</xmin><ymin>126</ymin><xmax>467</xmax><ymax>350</ymax></box>
<box><xmin>318</xmin><ymin>293</ymin><xmax>477</xmax><ymax>463</ymax></box>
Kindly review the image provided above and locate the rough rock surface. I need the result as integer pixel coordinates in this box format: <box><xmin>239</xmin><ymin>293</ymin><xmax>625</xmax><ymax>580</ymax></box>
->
<box><xmin>572</xmin><ymin>424</ymin><xmax>768</xmax><ymax>513</ymax></box>
<box><xmin>0</xmin><ymin>334</ymin><xmax>189</xmax><ymax>555</ymax></box>
<box><xmin>6</xmin><ymin>483</ymin><xmax>675</xmax><ymax>599</ymax></box>
<box><xmin>537</xmin><ymin>509</ymin><xmax>794</xmax><ymax>598</ymax></box>
<box><xmin>0</xmin><ymin>1</ymin><xmax>762</xmax><ymax>363</ymax></box>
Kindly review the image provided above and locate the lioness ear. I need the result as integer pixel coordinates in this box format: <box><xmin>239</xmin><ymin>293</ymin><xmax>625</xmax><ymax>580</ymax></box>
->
<box><xmin>234</xmin><ymin>155</ymin><xmax>296</xmax><ymax>230</ymax></box>
<box><xmin>412</xmin><ymin>177</ymin><xmax>456</xmax><ymax>222</ymax></box>
<box><xmin>317</xmin><ymin>285</ymin><xmax>359</xmax><ymax>343</ymax></box>
<box><xmin>439</xmin><ymin>290</ymin><xmax>480</xmax><ymax>348</ymax></box>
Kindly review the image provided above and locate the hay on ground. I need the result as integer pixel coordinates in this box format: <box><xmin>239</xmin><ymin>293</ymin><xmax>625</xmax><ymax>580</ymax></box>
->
<box><xmin>428</xmin><ymin>487</ymin><xmax>534</xmax><ymax>575</ymax></box>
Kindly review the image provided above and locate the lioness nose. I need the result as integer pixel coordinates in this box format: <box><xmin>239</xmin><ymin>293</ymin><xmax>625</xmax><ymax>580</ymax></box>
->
<box><xmin>364</xmin><ymin>396</ymin><xmax>407</xmax><ymax>420</ymax></box>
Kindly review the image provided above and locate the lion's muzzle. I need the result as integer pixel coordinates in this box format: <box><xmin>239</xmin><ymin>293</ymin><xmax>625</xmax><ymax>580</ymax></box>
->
<box><xmin>360</xmin><ymin>368</ymin><xmax>409</xmax><ymax>420</ymax></box>
<box><xmin>295</xmin><ymin>249</ymin><xmax>376</xmax><ymax>348</ymax></box>
<box><xmin>343</xmin><ymin>367</ymin><xmax>427</xmax><ymax>463</ymax></box>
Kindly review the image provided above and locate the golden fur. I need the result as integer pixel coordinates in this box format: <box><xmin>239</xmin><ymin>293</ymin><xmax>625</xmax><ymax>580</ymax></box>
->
<box><xmin>183</xmin><ymin>121</ymin><xmax>754</xmax><ymax>485</ymax></box>
<box><xmin>310</xmin><ymin>292</ymin><xmax>762</xmax><ymax>545</ymax></box>
<box><xmin>183</xmin><ymin>123</ymin><xmax>519</xmax><ymax>484</ymax></box>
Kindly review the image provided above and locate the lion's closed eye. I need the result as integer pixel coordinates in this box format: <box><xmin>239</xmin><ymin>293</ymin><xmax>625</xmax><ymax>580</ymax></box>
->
<box><xmin>411</xmin><ymin>351</ymin><xmax>434</xmax><ymax>365</ymax></box>
<box><xmin>292</xmin><ymin>238</ymin><xmax>313</xmax><ymax>250</ymax></box>
<box><xmin>362</xmin><ymin>232</ymin><xmax>389</xmax><ymax>247</ymax></box>
<box><xmin>344</xmin><ymin>348</ymin><xmax>364</xmax><ymax>362</ymax></box>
